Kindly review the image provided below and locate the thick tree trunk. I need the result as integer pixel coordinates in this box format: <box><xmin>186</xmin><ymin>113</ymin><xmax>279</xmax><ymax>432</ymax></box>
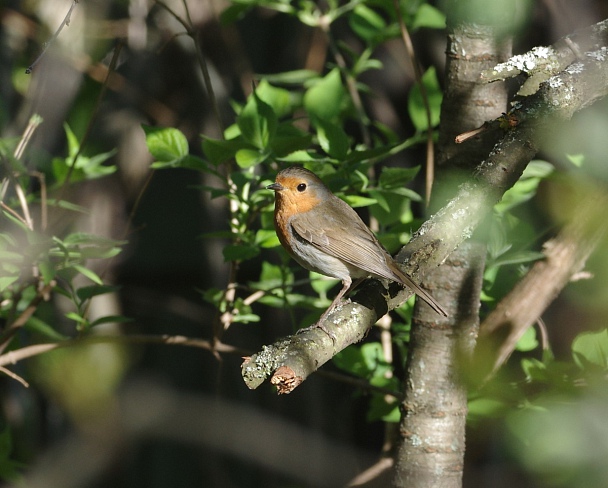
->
<box><xmin>393</xmin><ymin>6</ymin><xmax>512</xmax><ymax>487</ymax></box>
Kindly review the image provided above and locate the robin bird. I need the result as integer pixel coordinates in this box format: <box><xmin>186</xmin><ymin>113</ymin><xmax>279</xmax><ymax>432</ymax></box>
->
<box><xmin>267</xmin><ymin>166</ymin><xmax>447</xmax><ymax>334</ymax></box>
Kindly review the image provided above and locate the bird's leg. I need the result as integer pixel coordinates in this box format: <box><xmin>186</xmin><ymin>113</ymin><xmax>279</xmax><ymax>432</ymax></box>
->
<box><xmin>299</xmin><ymin>278</ymin><xmax>352</xmax><ymax>343</ymax></box>
<box><xmin>346</xmin><ymin>277</ymin><xmax>365</xmax><ymax>295</ymax></box>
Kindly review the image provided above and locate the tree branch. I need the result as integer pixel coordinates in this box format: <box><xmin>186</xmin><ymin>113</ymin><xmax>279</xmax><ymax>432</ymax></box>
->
<box><xmin>0</xmin><ymin>334</ymin><xmax>245</xmax><ymax>369</ymax></box>
<box><xmin>475</xmin><ymin>186</ymin><xmax>608</xmax><ymax>379</ymax></box>
<box><xmin>241</xmin><ymin>19</ymin><xmax>608</xmax><ymax>393</ymax></box>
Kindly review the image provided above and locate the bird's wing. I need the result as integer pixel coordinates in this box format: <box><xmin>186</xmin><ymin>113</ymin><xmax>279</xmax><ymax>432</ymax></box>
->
<box><xmin>291</xmin><ymin>198</ymin><xmax>448</xmax><ymax>317</ymax></box>
<box><xmin>290</xmin><ymin>198</ymin><xmax>396</xmax><ymax>281</ymax></box>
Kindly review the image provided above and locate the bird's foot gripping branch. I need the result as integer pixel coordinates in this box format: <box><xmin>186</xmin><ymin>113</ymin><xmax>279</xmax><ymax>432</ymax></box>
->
<box><xmin>241</xmin><ymin>294</ymin><xmax>379</xmax><ymax>393</ymax></box>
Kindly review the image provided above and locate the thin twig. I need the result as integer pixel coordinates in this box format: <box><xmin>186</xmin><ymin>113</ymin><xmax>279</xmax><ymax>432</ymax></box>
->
<box><xmin>392</xmin><ymin>0</ymin><xmax>435</xmax><ymax>206</ymax></box>
<box><xmin>0</xmin><ymin>115</ymin><xmax>44</xmax><ymax>231</ymax></box>
<box><xmin>347</xmin><ymin>456</ymin><xmax>393</xmax><ymax>487</ymax></box>
<box><xmin>14</xmin><ymin>114</ymin><xmax>43</xmax><ymax>160</ymax></box>
<box><xmin>0</xmin><ymin>282</ymin><xmax>55</xmax><ymax>355</ymax></box>
<box><xmin>57</xmin><ymin>41</ymin><xmax>124</xmax><ymax>203</ymax></box>
<box><xmin>0</xmin><ymin>365</ymin><xmax>30</xmax><ymax>388</ymax></box>
<box><xmin>0</xmin><ymin>202</ymin><xmax>28</xmax><ymax>225</ymax></box>
<box><xmin>26</xmin><ymin>0</ymin><xmax>80</xmax><ymax>74</ymax></box>
<box><xmin>0</xmin><ymin>334</ymin><xmax>247</xmax><ymax>369</ymax></box>
<box><xmin>321</xmin><ymin>22</ymin><xmax>371</xmax><ymax>147</ymax></box>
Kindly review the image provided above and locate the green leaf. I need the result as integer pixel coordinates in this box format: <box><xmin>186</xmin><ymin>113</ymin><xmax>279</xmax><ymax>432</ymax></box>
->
<box><xmin>80</xmin><ymin>246</ymin><xmax>122</xmax><ymax>260</ymax></box>
<box><xmin>516</xmin><ymin>327</ymin><xmax>539</xmax><ymax>352</ymax></box>
<box><xmin>270</xmin><ymin>124</ymin><xmax>312</xmax><ymax>157</ymax></box>
<box><xmin>25</xmin><ymin>316</ymin><xmax>68</xmax><ymax>340</ymax></box>
<box><xmin>495</xmin><ymin>160</ymin><xmax>553</xmax><ymax>214</ymax></box>
<box><xmin>522</xmin><ymin>159</ymin><xmax>554</xmax><ymax>178</ymax></box>
<box><xmin>303</xmin><ymin>68</ymin><xmax>346</xmax><ymax>123</ymax></box>
<box><xmin>316</xmin><ymin>120</ymin><xmax>350</xmax><ymax>159</ymax></box>
<box><xmin>310</xmin><ymin>272</ymin><xmax>339</xmax><ymax>295</ymax></box>
<box><xmin>235</xmin><ymin>148</ymin><xmax>268</xmax><ymax>168</ymax></box>
<box><xmin>408</xmin><ymin>66</ymin><xmax>443</xmax><ymax>131</ymax></box>
<box><xmin>256</xmin><ymin>80</ymin><xmax>293</xmax><ymax>119</ymax></box>
<box><xmin>379</xmin><ymin>166</ymin><xmax>420</xmax><ymax>190</ymax></box>
<box><xmin>521</xmin><ymin>358</ymin><xmax>548</xmax><ymax>382</ymax></box>
<box><xmin>151</xmin><ymin>154</ymin><xmax>206</xmax><ymax>170</ymax></box>
<box><xmin>63</xmin><ymin>232</ymin><xmax>125</xmax><ymax>247</ymax></box>
<box><xmin>90</xmin><ymin>315</ymin><xmax>134</xmax><ymax>327</ymax></box>
<box><xmin>0</xmin><ymin>276</ymin><xmax>19</xmax><ymax>292</ymax></box>
<box><xmin>572</xmin><ymin>329</ymin><xmax>608</xmax><ymax>370</ymax></box>
<box><xmin>142</xmin><ymin>125</ymin><xmax>189</xmax><ymax>165</ymax></box>
<box><xmin>467</xmin><ymin>397</ymin><xmax>508</xmax><ymax>420</ymax></box>
<box><xmin>367</xmin><ymin>388</ymin><xmax>400</xmax><ymax>423</ymax></box>
<box><xmin>491</xmin><ymin>251</ymin><xmax>545</xmax><ymax>268</ymax></box>
<box><xmin>278</xmin><ymin>150</ymin><xmax>324</xmax><ymax>163</ymax></box>
<box><xmin>72</xmin><ymin>265</ymin><xmax>103</xmax><ymax>285</ymax></box>
<box><xmin>259</xmin><ymin>69</ymin><xmax>320</xmax><ymax>85</ymax></box>
<box><xmin>566</xmin><ymin>153</ymin><xmax>584</xmax><ymax>168</ymax></box>
<box><xmin>202</xmin><ymin>136</ymin><xmax>247</xmax><ymax>166</ymax></box>
<box><xmin>232</xmin><ymin>313</ymin><xmax>260</xmax><ymax>324</ymax></box>
<box><xmin>343</xmin><ymin>195</ymin><xmax>377</xmax><ymax>208</ymax></box>
<box><xmin>333</xmin><ymin>345</ymin><xmax>373</xmax><ymax>378</ymax></box>
<box><xmin>219</xmin><ymin>3</ymin><xmax>251</xmax><ymax>25</ymax></box>
<box><xmin>334</xmin><ymin>342</ymin><xmax>388</xmax><ymax>379</ymax></box>
<box><xmin>2</xmin><ymin>209</ymin><xmax>30</xmax><ymax>230</ymax></box>
<box><xmin>258</xmin><ymin>261</ymin><xmax>285</xmax><ymax>286</ymax></box>
<box><xmin>367</xmin><ymin>189</ymin><xmax>391</xmax><ymax>212</ymax></box>
<box><xmin>76</xmin><ymin>285</ymin><xmax>120</xmax><ymax>301</ymax></box>
<box><xmin>368</xmin><ymin>190</ymin><xmax>417</xmax><ymax>225</ymax></box>
<box><xmin>349</xmin><ymin>4</ymin><xmax>387</xmax><ymax>44</ymax></box>
<box><xmin>340</xmin><ymin>143</ymin><xmax>399</xmax><ymax>165</ymax></box>
<box><xmin>411</xmin><ymin>4</ymin><xmax>446</xmax><ymax>30</ymax></box>
<box><xmin>237</xmin><ymin>90</ymin><xmax>278</xmax><ymax>149</ymax></box>
<box><xmin>222</xmin><ymin>243</ymin><xmax>260</xmax><ymax>262</ymax></box>
<box><xmin>255</xmin><ymin>229</ymin><xmax>280</xmax><ymax>248</ymax></box>
<box><xmin>65</xmin><ymin>311</ymin><xmax>88</xmax><ymax>325</ymax></box>
<box><xmin>39</xmin><ymin>259</ymin><xmax>55</xmax><ymax>285</ymax></box>
<box><xmin>45</xmin><ymin>199</ymin><xmax>90</xmax><ymax>214</ymax></box>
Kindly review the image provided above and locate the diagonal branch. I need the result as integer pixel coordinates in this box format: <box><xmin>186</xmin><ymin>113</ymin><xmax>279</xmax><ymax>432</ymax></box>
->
<box><xmin>242</xmin><ymin>19</ymin><xmax>608</xmax><ymax>393</ymax></box>
<box><xmin>476</xmin><ymin>186</ymin><xmax>608</xmax><ymax>379</ymax></box>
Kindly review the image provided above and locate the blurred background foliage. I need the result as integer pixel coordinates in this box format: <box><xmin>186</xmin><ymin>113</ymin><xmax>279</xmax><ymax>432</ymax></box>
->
<box><xmin>1</xmin><ymin>1</ymin><xmax>608</xmax><ymax>487</ymax></box>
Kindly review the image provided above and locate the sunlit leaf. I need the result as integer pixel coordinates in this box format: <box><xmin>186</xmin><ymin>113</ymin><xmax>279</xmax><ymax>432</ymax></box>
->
<box><xmin>408</xmin><ymin>67</ymin><xmax>442</xmax><ymax>131</ymax></box>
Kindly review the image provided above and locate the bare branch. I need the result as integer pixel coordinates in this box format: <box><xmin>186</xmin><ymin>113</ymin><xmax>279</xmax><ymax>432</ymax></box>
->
<box><xmin>476</xmin><ymin>188</ymin><xmax>608</xmax><ymax>378</ymax></box>
<box><xmin>0</xmin><ymin>334</ymin><xmax>246</xmax><ymax>368</ymax></box>
<box><xmin>26</xmin><ymin>1</ymin><xmax>80</xmax><ymax>74</ymax></box>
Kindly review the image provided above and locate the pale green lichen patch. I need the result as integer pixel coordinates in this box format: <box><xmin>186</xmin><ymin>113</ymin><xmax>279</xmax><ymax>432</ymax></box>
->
<box><xmin>241</xmin><ymin>341</ymin><xmax>290</xmax><ymax>389</ymax></box>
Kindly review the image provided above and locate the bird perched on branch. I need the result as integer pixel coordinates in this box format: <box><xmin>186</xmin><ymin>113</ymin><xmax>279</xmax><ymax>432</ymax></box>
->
<box><xmin>267</xmin><ymin>166</ymin><xmax>447</xmax><ymax>335</ymax></box>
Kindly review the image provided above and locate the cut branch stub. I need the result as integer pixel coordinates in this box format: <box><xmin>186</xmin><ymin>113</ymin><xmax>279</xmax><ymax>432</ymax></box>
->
<box><xmin>241</xmin><ymin>287</ymin><xmax>383</xmax><ymax>393</ymax></box>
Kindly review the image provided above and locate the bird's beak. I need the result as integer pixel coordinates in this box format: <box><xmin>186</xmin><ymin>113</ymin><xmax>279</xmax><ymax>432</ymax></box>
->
<box><xmin>266</xmin><ymin>182</ymin><xmax>283</xmax><ymax>191</ymax></box>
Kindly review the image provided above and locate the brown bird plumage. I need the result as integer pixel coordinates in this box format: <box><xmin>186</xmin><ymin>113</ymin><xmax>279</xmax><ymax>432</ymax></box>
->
<box><xmin>267</xmin><ymin>166</ymin><xmax>447</xmax><ymax>329</ymax></box>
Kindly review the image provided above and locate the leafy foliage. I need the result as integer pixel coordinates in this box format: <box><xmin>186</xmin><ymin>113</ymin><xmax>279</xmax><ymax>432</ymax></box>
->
<box><xmin>1</xmin><ymin>1</ymin><xmax>606</xmax><ymax>486</ymax></box>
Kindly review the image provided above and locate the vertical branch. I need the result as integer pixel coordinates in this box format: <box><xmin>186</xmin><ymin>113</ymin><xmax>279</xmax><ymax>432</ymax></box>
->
<box><xmin>394</xmin><ymin>4</ymin><xmax>513</xmax><ymax>487</ymax></box>
<box><xmin>395</xmin><ymin>243</ymin><xmax>485</xmax><ymax>488</ymax></box>
<box><xmin>392</xmin><ymin>0</ymin><xmax>434</xmax><ymax>205</ymax></box>
<box><xmin>1</xmin><ymin>115</ymin><xmax>44</xmax><ymax>231</ymax></box>
<box><xmin>321</xmin><ymin>23</ymin><xmax>371</xmax><ymax>147</ymax></box>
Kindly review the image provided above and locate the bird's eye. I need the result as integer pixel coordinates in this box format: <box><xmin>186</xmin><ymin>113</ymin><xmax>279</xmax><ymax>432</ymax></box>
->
<box><xmin>296</xmin><ymin>183</ymin><xmax>307</xmax><ymax>192</ymax></box>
